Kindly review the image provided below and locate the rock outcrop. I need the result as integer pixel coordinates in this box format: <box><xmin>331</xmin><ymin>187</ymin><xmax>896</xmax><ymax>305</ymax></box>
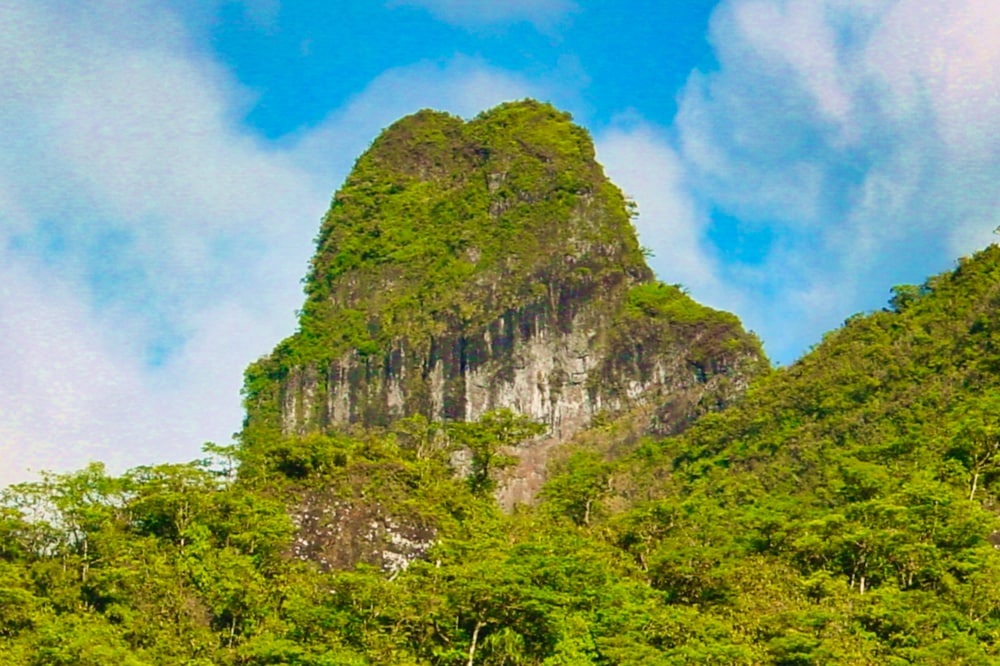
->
<box><xmin>241</xmin><ymin>100</ymin><xmax>767</xmax><ymax>513</ymax></box>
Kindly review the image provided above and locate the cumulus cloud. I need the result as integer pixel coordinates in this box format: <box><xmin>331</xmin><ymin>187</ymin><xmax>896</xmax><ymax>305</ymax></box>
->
<box><xmin>0</xmin><ymin>0</ymin><xmax>330</xmax><ymax>484</ymax></box>
<box><xmin>596</xmin><ymin>122</ymin><xmax>727</xmax><ymax>303</ymax></box>
<box><xmin>387</xmin><ymin>0</ymin><xmax>577</xmax><ymax>30</ymax></box>
<box><xmin>672</xmin><ymin>0</ymin><xmax>1000</xmax><ymax>361</ymax></box>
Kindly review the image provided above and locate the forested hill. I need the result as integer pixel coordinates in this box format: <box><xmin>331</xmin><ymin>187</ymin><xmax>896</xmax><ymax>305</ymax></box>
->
<box><xmin>4</xmin><ymin>116</ymin><xmax>1000</xmax><ymax>662</ymax></box>
<box><xmin>241</xmin><ymin>99</ymin><xmax>765</xmax><ymax>509</ymax></box>
<box><xmin>567</xmin><ymin>243</ymin><xmax>1000</xmax><ymax>662</ymax></box>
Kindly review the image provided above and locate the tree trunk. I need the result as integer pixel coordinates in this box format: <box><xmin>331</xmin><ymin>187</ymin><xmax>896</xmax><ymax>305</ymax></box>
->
<box><xmin>467</xmin><ymin>620</ymin><xmax>484</xmax><ymax>666</ymax></box>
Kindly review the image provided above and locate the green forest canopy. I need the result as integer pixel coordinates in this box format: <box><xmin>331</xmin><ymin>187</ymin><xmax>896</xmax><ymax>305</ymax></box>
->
<box><xmin>5</xmin><ymin>243</ymin><xmax>1000</xmax><ymax>663</ymax></box>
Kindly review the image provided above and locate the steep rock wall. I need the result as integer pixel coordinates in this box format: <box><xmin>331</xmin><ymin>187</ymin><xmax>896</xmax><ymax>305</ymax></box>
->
<box><xmin>280</xmin><ymin>281</ymin><xmax>605</xmax><ymax>439</ymax></box>
<box><xmin>278</xmin><ymin>283</ymin><xmax>760</xmax><ymax>444</ymax></box>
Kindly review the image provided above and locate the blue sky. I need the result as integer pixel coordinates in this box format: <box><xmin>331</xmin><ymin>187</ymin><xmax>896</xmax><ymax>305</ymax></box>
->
<box><xmin>3</xmin><ymin>0</ymin><xmax>1000</xmax><ymax>484</ymax></box>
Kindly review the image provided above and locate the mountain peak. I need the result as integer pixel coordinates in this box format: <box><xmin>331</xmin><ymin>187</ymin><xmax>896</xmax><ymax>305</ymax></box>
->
<box><xmin>241</xmin><ymin>100</ymin><xmax>766</xmax><ymax>504</ymax></box>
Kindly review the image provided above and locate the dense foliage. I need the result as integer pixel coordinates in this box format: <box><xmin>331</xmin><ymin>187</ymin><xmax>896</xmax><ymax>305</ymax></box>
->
<box><xmin>6</xmin><ymin>245</ymin><xmax>1000</xmax><ymax>663</ymax></box>
<box><xmin>296</xmin><ymin>100</ymin><xmax>648</xmax><ymax>356</ymax></box>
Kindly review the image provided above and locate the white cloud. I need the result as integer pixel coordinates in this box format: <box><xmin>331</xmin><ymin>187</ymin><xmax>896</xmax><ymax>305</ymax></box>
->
<box><xmin>596</xmin><ymin>122</ymin><xmax>727</xmax><ymax>303</ymax></box>
<box><xmin>387</xmin><ymin>0</ymin><xmax>576</xmax><ymax>30</ymax></box>
<box><xmin>0</xmin><ymin>0</ymin><xmax>328</xmax><ymax>484</ymax></box>
<box><xmin>675</xmin><ymin>0</ymin><xmax>1000</xmax><ymax>361</ymax></box>
<box><xmin>0</xmin><ymin>252</ymin><xmax>149</xmax><ymax>485</ymax></box>
<box><xmin>0</xmin><ymin>246</ymin><xmax>295</xmax><ymax>487</ymax></box>
<box><xmin>731</xmin><ymin>0</ymin><xmax>856</xmax><ymax>127</ymax></box>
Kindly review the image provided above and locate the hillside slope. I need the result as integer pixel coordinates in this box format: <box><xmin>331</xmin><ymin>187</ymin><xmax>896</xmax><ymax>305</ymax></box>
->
<box><xmin>551</xmin><ymin>244</ymin><xmax>1000</xmax><ymax>662</ymax></box>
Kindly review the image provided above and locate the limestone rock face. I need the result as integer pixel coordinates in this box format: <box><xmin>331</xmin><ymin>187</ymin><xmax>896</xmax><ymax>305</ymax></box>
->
<box><xmin>241</xmin><ymin>100</ymin><xmax>767</xmax><ymax>515</ymax></box>
<box><xmin>290</xmin><ymin>490</ymin><xmax>435</xmax><ymax>574</ymax></box>
<box><xmin>279</xmin><ymin>300</ymin><xmax>602</xmax><ymax>440</ymax></box>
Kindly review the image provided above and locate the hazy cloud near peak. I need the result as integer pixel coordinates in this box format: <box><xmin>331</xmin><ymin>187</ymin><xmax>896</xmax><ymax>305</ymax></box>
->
<box><xmin>595</xmin><ymin>123</ymin><xmax>728</xmax><ymax>305</ymax></box>
<box><xmin>292</xmin><ymin>57</ymin><xmax>544</xmax><ymax>178</ymax></box>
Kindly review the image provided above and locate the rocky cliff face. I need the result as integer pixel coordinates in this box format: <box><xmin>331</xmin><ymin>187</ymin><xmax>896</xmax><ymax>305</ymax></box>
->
<box><xmin>241</xmin><ymin>100</ymin><xmax>767</xmax><ymax>510</ymax></box>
